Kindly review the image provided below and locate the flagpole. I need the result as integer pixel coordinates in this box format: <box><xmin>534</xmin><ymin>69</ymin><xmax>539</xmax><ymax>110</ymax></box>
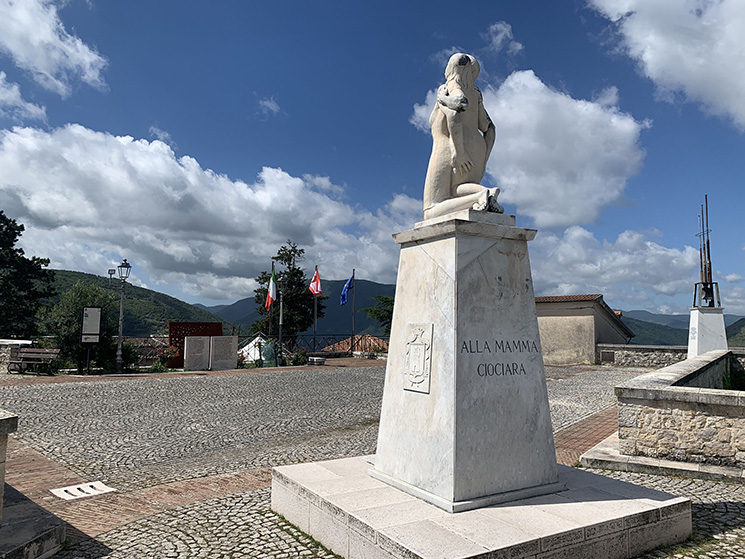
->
<box><xmin>313</xmin><ymin>265</ymin><xmax>318</xmax><ymax>353</ymax></box>
<box><xmin>351</xmin><ymin>269</ymin><xmax>355</xmax><ymax>354</ymax></box>
<box><xmin>278</xmin><ymin>287</ymin><xmax>283</xmax><ymax>366</ymax></box>
<box><xmin>268</xmin><ymin>262</ymin><xmax>274</xmax><ymax>337</ymax></box>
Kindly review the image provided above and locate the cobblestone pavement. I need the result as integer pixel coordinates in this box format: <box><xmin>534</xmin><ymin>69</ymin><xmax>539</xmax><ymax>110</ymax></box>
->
<box><xmin>4</xmin><ymin>363</ymin><xmax>743</xmax><ymax>558</ymax></box>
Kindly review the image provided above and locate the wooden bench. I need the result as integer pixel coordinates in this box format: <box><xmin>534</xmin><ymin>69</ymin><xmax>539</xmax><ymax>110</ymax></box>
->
<box><xmin>8</xmin><ymin>347</ymin><xmax>61</xmax><ymax>375</ymax></box>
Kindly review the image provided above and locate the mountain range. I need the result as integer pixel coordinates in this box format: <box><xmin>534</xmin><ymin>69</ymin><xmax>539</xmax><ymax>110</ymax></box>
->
<box><xmin>195</xmin><ymin>279</ymin><xmax>396</xmax><ymax>337</ymax></box>
<box><xmin>44</xmin><ymin>270</ymin><xmax>745</xmax><ymax>346</ymax></box>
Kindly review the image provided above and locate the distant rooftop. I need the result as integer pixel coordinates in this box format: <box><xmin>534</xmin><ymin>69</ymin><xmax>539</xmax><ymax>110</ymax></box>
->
<box><xmin>535</xmin><ymin>294</ymin><xmax>603</xmax><ymax>303</ymax></box>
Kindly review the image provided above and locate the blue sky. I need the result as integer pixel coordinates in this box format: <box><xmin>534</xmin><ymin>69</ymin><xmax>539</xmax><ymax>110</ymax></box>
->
<box><xmin>1</xmin><ymin>0</ymin><xmax>745</xmax><ymax>315</ymax></box>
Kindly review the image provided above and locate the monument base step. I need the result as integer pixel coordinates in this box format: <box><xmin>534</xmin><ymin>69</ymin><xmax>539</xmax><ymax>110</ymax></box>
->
<box><xmin>581</xmin><ymin>431</ymin><xmax>745</xmax><ymax>483</ymax></box>
<box><xmin>368</xmin><ymin>467</ymin><xmax>566</xmax><ymax>513</ymax></box>
<box><xmin>272</xmin><ymin>456</ymin><xmax>691</xmax><ymax>559</ymax></box>
<box><xmin>0</xmin><ymin>484</ymin><xmax>66</xmax><ymax>559</ymax></box>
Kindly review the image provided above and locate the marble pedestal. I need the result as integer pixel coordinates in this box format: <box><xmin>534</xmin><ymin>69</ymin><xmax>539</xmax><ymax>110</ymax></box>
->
<box><xmin>272</xmin><ymin>456</ymin><xmax>692</xmax><ymax>559</ymax></box>
<box><xmin>370</xmin><ymin>211</ymin><xmax>560</xmax><ymax>512</ymax></box>
<box><xmin>687</xmin><ymin>307</ymin><xmax>727</xmax><ymax>358</ymax></box>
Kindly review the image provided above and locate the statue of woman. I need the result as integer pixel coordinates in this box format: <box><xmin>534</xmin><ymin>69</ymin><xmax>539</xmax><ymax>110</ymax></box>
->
<box><xmin>422</xmin><ymin>53</ymin><xmax>502</xmax><ymax>220</ymax></box>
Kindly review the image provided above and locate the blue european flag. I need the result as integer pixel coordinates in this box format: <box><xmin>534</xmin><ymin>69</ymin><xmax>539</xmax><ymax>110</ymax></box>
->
<box><xmin>340</xmin><ymin>272</ymin><xmax>355</xmax><ymax>305</ymax></box>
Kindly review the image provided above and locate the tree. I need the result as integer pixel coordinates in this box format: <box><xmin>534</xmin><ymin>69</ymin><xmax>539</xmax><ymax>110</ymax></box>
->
<box><xmin>0</xmin><ymin>211</ymin><xmax>55</xmax><ymax>338</ymax></box>
<box><xmin>38</xmin><ymin>281</ymin><xmax>137</xmax><ymax>373</ymax></box>
<box><xmin>250</xmin><ymin>240</ymin><xmax>327</xmax><ymax>340</ymax></box>
<box><xmin>362</xmin><ymin>295</ymin><xmax>395</xmax><ymax>336</ymax></box>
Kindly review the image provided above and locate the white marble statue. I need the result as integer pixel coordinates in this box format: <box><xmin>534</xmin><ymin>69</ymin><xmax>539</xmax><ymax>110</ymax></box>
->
<box><xmin>423</xmin><ymin>53</ymin><xmax>503</xmax><ymax>220</ymax></box>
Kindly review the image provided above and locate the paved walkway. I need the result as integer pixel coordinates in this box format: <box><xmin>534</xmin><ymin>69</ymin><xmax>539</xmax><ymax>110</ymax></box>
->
<box><xmin>2</xmin><ymin>361</ymin><xmax>744</xmax><ymax>558</ymax></box>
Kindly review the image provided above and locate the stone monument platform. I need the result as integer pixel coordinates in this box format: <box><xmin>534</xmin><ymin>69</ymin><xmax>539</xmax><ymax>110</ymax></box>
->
<box><xmin>272</xmin><ymin>455</ymin><xmax>692</xmax><ymax>559</ymax></box>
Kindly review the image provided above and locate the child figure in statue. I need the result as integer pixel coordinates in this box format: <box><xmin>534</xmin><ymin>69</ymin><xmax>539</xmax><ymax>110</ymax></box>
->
<box><xmin>422</xmin><ymin>53</ymin><xmax>503</xmax><ymax>220</ymax></box>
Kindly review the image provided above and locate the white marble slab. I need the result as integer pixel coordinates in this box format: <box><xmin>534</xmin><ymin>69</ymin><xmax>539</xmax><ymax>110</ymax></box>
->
<box><xmin>183</xmin><ymin>336</ymin><xmax>210</xmax><ymax>371</ymax></box>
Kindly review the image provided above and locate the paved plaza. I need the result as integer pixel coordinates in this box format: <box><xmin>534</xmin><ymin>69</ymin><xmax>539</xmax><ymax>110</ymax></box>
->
<box><xmin>1</xmin><ymin>360</ymin><xmax>745</xmax><ymax>558</ymax></box>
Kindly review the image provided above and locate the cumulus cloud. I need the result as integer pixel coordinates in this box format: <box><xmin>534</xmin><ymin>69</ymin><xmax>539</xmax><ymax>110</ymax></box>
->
<box><xmin>0</xmin><ymin>71</ymin><xmax>46</xmax><ymax>121</ymax></box>
<box><xmin>0</xmin><ymin>124</ymin><xmax>416</xmax><ymax>301</ymax></box>
<box><xmin>409</xmin><ymin>89</ymin><xmax>437</xmax><ymax>133</ymax></box>
<box><xmin>483</xmin><ymin>70</ymin><xmax>649</xmax><ymax>227</ymax></box>
<box><xmin>589</xmin><ymin>0</ymin><xmax>745</xmax><ymax>129</ymax></box>
<box><xmin>0</xmin><ymin>0</ymin><xmax>107</xmax><ymax>97</ymax></box>
<box><xmin>531</xmin><ymin>226</ymin><xmax>699</xmax><ymax>311</ymax></box>
<box><xmin>482</xmin><ymin>22</ymin><xmax>524</xmax><ymax>56</ymax></box>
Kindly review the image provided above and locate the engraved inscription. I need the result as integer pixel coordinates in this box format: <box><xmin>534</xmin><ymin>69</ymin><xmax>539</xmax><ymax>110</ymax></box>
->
<box><xmin>460</xmin><ymin>338</ymin><xmax>538</xmax><ymax>378</ymax></box>
<box><xmin>404</xmin><ymin>323</ymin><xmax>433</xmax><ymax>394</ymax></box>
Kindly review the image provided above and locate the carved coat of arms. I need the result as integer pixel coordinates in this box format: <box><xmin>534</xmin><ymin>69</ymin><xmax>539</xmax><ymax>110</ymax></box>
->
<box><xmin>404</xmin><ymin>323</ymin><xmax>433</xmax><ymax>394</ymax></box>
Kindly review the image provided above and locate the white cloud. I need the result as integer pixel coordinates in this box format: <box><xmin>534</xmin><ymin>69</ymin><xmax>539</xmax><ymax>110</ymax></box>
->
<box><xmin>0</xmin><ymin>0</ymin><xmax>107</xmax><ymax>97</ymax></box>
<box><xmin>257</xmin><ymin>96</ymin><xmax>281</xmax><ymax>118</ymax></box>
<box><xmin>723</xmin><ymin>273</ymin><xmax>743</xmax><ymax>283</ymax></box>
<box><xmin>0</xmin><ymin>71</ymin><xmax>46</xmax><ymax>121</ymax></box>
<box><xmin>589</xmin><ymin>0</ymin><xmax>745</xmax><ymax>129</ymax></box>
<box><xmin>430</xmin><ymin>46</ymin><xmax>465</xmax><ymax>68</ymax></box>
<box><xmin>0</xmin><ymin>124</ymin><xmax>412</xmax><ymax>301</ymax></box>
<box><xmin>148</xmin><ymin>126</ymin><xmax>175</xmax><ymax>149</ymax></box>
<box><xmin>409</xmin><ymin>89</ymin><xmax>437</xmax><ymax>133</ymax></box>
<box><xmin>483</xmin><ymin>70</ymin><xmax>649</xmax><ymax>227</ymax></box>
<box><xmin>482</xmin><ymin>22</ymin><xmax>524</xmax><ymax>56</ymax></box>
<box><xmin>531</xmin><ymin>226</ymin><xmax>699</xmax><ymax>311</ymax></box>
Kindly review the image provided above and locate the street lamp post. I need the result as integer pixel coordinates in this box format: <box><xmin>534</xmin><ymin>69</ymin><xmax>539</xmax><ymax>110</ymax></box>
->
<box><xmin>115</xmin><ymin>259</ymin><xmax>131</xmax><ymax>374</ymax></box>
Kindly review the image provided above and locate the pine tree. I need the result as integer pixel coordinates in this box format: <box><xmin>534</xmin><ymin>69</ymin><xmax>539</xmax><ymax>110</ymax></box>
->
<box><xmin>250</xmin><ymin>240</ymin><xmax>327</xmax><ymax>340</ymax></box>
<box><xmin>0</xmin><ymin>211</ymin><xmax>55</xmax><ymax>338</ymax></box>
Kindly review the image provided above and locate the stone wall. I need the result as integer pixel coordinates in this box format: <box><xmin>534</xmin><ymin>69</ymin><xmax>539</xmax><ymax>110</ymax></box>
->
<box><xmin>598</xmin><ymin>344</ymin><xmax>688</xmax><ymax>367</ymax></box>
<box><xmin>616</xmin><ymin>350</ymin><xmax>745</xmax><ymax>468</ymax></box>
<box><xmin>0</xmin><ymin>345</ymin><xmax>10</xmax><ymax>374</ymax></box>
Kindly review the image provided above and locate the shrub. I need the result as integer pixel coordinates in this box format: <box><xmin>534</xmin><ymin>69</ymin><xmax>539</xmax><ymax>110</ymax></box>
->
<box><xmin>288</xmin><ymin>348</ymin><xmax>309</xmax><ymax>366</ymax></box>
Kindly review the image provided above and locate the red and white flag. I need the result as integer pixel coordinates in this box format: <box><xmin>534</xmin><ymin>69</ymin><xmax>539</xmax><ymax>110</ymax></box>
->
<box><xmin>264</xmin><ymin>265</ymin><xmax>277</xmax><ymax>310</ymax></box>
<box><xmin>309</xmin><ymin>266</ymin><xmax>322</xmax><ymax>295</ymax></box>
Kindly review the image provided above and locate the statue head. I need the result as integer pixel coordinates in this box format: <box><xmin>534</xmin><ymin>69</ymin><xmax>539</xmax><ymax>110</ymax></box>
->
<box><xmin>445</xmin><ymin>53</ymin><xmax>480</xmax><ymax>86</ymax></box>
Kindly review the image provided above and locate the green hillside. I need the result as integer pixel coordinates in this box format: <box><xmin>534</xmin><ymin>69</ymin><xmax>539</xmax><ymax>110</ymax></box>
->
<box><xmin>46</xmin><ymin>270</ymin><xmax>233</xmax><ymax>337</ymax></box>
<box><xmin>726</xmin><ymin>318</ymin><xmax>745</xmax><ymax>347</ymax></box>
<box><xmin>620</xmin><ymin>316</ymin><xmax>688</xmax><ymax>346</ymax></box>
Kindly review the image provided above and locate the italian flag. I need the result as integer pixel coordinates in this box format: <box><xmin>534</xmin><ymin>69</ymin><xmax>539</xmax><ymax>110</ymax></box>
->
<box><xmin>265</xmin><ymin>266</ymin><xmax>277</xmax><ymax>310</ymax></box>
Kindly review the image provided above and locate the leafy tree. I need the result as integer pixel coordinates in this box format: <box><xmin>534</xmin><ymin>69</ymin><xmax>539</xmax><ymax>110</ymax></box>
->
<box><xmin>361</xmin><ymin>295</ymin><xmax>395</xmax><ymax>336</ymax></box>
<box><xmin>251</xmin><ymin>240</ymin><xmax>327</xmax><ymax>340</ymax></box>
<box><xmin>0</xmin><ymin>211</ymin><xmax>55</xmax><ymax>338</ymax></box>
<box><xmin>39</xmin><ymin>281</ymin><xmax>137</xmax><ymax>373</ymax></box>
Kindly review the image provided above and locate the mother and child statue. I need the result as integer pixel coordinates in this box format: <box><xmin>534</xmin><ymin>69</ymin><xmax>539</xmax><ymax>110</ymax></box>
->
<box><xmin>423</xmin><ymin>53</ymin><xmax>504</xmax><ymax>220</ymax></box>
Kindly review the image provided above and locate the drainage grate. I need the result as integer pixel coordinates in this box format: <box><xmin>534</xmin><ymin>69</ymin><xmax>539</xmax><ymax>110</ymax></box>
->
<box><xmin>50</xmin><ymin>481</ymin><xmax>116</xmax><ymax>500</ymax></box>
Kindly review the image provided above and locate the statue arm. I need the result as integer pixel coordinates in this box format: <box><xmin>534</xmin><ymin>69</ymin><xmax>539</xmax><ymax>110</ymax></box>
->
<box><xmin>477</xmin><ymin>89</ymin><xmax>495</xmax><ymax>161</ymax></box>
<box><xmin>437</xmin><ymin>84</ymin><xmax>468</xmax><ymax>112</ymax></box>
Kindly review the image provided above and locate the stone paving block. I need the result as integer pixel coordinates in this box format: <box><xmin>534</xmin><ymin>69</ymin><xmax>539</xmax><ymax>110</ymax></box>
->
<box><xmin>309</xmin><ymin>500</ymin><xmax>349</xmax><ymax>557</ymax></box>
<box><xmin>627</xmin><ymin>512</ymin><xmax>692</xmax><ymax>558</ymax></box>
<box><xmin>433</xmin><ymin>509</ymin><xmax>542</xmax><ymax>556</ymax></box>
<box><xmin>271</xmin><ymin>479</ymin><xmax>310</xmax><ymax>533</ymax></box>
<box><xmin>536</xmin><ymin>530</ymin><xmax>627</xmax><ymax>559</ymax></box>
<box><xmin>381</xmin><ymin>519</ymin><xmax>492</xmax><ymax>559</ymax></box>
<box><xmin>349</xmin><ymin>530</ymin><xmax>397</xmax><ymax>559</ymax></box>
<box><xmin>349</xmin><ymin>495</ymin><xmax>451</xmax><ymax>533</ymax></box>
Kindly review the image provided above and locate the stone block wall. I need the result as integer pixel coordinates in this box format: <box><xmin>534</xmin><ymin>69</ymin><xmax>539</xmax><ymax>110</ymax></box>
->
<box><xmin>598</xmin><ymin>344</ymin><xmax>687</xmax><ymax>367</ymax></box>
<box><xmin>618</xmin><ymin>396</ymin><xmax>745</xmax><ymax>467</ymax></box>
<box><xmin>616</xmin><ymin>349</ymin><xmax>745</xmax><ymax>468</ymax></box>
